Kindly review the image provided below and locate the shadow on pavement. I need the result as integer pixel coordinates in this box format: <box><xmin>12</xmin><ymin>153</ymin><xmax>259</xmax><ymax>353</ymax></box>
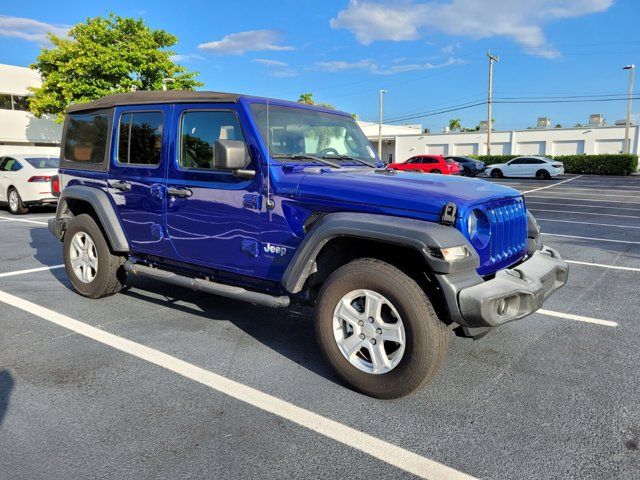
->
<box><xmin>29</xmin><ymin>227</ymin><xmax>67</xmax><ymax>284</ymax></box>
<box><xmin>121</xmin><ymin>277</ymin><xmax>340</xmax><ymax>387</ymax></box>
<box><xmin>0</xmin><ymin>370</ymin><xmax>15</xmax><ymax>428</ymax></box>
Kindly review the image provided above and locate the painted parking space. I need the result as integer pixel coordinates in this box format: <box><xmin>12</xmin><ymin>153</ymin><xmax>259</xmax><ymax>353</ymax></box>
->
<box><xmin>2</xmin><ymin>174</ymin><xmax>640</xmax><ymax>479</ymax></box>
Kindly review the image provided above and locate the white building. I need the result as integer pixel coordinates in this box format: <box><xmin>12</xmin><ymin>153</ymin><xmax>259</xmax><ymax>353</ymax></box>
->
<box><xmin>364</xmin><ymin>121</ymin><xmax>639</xmax><ymax>164</ymax></box>
<box><xmin>0</xmin><ymin>64</ymin><xmax>61</xmax><ymax>157</ymax></box>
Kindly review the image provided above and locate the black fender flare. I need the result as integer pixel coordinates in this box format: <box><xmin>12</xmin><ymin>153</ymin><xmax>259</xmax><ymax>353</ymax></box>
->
<box><xmin>282</xmin><ymin>212</ymin><xmax>479</xmax><ymax>294</ymax></box>
<box><xmin>52</xmin><ymin>185</ymin><xmax>129</xmax><ymax>252</ymax></box>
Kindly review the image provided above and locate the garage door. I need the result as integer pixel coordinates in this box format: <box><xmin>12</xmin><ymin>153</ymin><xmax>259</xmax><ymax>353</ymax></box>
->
<box><xmin>516</xmin><ymin>141</ymin><xmax>545</xmax><ymax>155</ymax></box>
<box><xmin>453</xmin><ymin>143</ymin><xmax>478</xmax><ymax>155</ymax></box>
<box><xmin>552</xmin><ymin>140</ymin><xmax>585</xmax><ymax>155</ymax></box>
<box><xmin>595</xmin><ymin>139</ymin><xmax>623</xmax><ymax>154</ymax></box>
<box><xmin>426</xmin><ymin>144</ymin><xmax>448</xmax><ymax>155</ymax></box>
<box><xmin>487</xmin><ymin>142</ymin><xmax>510</xmax><ymax>154</ymax></box>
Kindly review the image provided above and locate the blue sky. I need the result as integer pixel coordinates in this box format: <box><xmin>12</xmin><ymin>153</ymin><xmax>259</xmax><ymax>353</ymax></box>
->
<box><xmin>0</xmin><ymin>0</ymin><xmax>638</xmax><ymax>131</ymax></box>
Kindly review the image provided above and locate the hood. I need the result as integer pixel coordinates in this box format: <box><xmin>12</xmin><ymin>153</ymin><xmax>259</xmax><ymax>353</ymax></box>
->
<box><xmin>294</xmin><ymin>168</ymin><xmax>521</xmax><ymax>217</ymax></box>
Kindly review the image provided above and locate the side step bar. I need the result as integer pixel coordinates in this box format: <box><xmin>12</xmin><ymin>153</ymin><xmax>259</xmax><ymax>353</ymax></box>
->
<box><xmin>124</xmin><ymin>261</ymin><xmax>290</xmax><ymax>308</ymax></box>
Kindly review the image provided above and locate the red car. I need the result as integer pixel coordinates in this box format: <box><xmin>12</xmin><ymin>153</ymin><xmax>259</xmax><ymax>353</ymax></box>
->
<box><xmin>388</xmin><ymin>155</ymin><xmax>460</xmax><ymax>175</ymax></box>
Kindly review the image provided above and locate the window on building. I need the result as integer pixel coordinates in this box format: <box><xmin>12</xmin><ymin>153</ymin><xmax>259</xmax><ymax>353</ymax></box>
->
<box><xmin>179</xmin><ymin>111</ymin><xmax>244</xmax><ymax>170</ymax></box>
<box><xmin>0</xmin><ymin>94</ymin><xmax>12</xmax><ymax>110</ymax></box>
<box><xmin>117</xmin><ymin>112</ymin><xmax>163</xmax><ymax>166</ymax></box>
<box><xmin>12</xmin><ymin>96</ymin><xmax>31</xmax><ymax>111</ymax></box>
<box><xmin>63</xmin><ymin>113</ymin><xmax>110</xmax><ymax>163</ymax></box>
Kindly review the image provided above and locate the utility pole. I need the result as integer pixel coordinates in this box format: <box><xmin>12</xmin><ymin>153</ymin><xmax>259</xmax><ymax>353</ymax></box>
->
<box><xmin>486</xmin><ymin>50</ymin><xmax>499</xmax><ymax>156</ymax></box>
<box><xmin>378</xmin><ymin>89</ymin><xmax>388</xmax><ymax>160</ymax></box>
<box><xmin>623</xmin><ymin>65</ymin><xmax>635</xmax><ymax>154</ymax></box>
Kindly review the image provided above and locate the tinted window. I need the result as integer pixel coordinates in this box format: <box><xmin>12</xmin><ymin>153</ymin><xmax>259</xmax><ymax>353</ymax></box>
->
<box><xmin>12</xmin><ymin>96</ymin><xmax>31</xmax><ymax>111</ymax></box>
<box><xmin>510</xmin><ymin>159</ymin><xmax>525</xmax><ymax>165</ymax></box>
<box><xmin>0</xmin><ymin>94</ymin><xmax>11</xmax><ymax>110</ymax></box>
<box><xmin>64</xmin><ymin>113</ymin><xmax>109</xmax><ymax>163</ymax></box>
<box><xmin>25</xmin><ymin>157</ymin><xmax>59</xmax><ymax>169</ymax></box>
<box><xmin>1</xmin><ymin>158</ymin><xmax>22</xmax><ymax>172</ymax></box>
<box><xmin>528</xmin><ymin>158</ymin><xmax>545</xmax><ymax>164</ymax></box>
<box><xmin>424</xmin><ymin>157</ymin><xmax>437</xmax><ymax>164</ymax></box>
<box><xmin>407</xmin><ymin>157</ymin><xmax>420</xmax><ymax>164</ymax></box>
<box><xmin>118</xmin><ymin>112</ymin><xmax>163</xmax><ymax>166</ymax></box>
<box><xmin>179</xmin><ymin>111</ymin><xmax>244</xmax><ymax>170</ymax></box>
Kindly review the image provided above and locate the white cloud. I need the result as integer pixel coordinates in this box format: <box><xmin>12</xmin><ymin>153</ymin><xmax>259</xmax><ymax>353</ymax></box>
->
<box><xmin>252</xmin><ymin>59</ymin><xmax>297</xmax><ymax>77</ymax></box>
<box><xmin>0</xmin><ymin>15</ymin><xmax>69</xmax><ymax>44</ymax></box>
<box><xmin>315</xmin><ymin>56</ymin><xmax>465</xmax><ymax>75</ymax></box>
<box><xmin>331</xmin><ymin>0</ymin><xmax>614</xmax><ymax>58</ymax></box>
<box><xmin>253</xmin><ymin>58</ymin><xmax>289</xmax><ymax>67</ymax></box>
<box><xmin>198</xmin><ymin>30</ymin><xmax>295</xmax><ymax>55</ymax></box>
<box><xmin>170</xmin><ymin>53</ymin><xmax>205</xmax><ymax>62</ymax></box>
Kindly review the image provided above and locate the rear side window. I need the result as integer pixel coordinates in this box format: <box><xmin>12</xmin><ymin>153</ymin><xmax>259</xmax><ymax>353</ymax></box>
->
<box><xmin>117</xmin><ymin>111</ymin><xmax>163</xmax><ymax>166</ymax></box>
<box><xmin>25</xmin><ymin>158</ymin><xmax>59</xmax><ymax>169</ymax></box>
<box><xmin>64</xmin><ymin>113</ymin><xmax>109</xmax><ymax>163</ymax></box>
<box><xmin>179</xmin><ymin>111</ymin><xmax>244</xmax><ymax>170</ymax></box>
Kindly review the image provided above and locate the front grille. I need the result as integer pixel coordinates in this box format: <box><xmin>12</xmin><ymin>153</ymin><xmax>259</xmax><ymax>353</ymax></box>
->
<box><xmin>482</xmin><ymin>197</ymin><xmax>527</xmax><ymax>272</ymax></box>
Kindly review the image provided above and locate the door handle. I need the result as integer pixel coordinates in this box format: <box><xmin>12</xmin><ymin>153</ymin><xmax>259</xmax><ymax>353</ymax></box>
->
<box><xmin>110</xmin><ymin>180</ymin><xmax>131</xmax><ymax>192</ymax></box>
<box><xmin>167</xmin><ymin>187</ymin><xmax>193</xmax><ymax>198</ymax></box>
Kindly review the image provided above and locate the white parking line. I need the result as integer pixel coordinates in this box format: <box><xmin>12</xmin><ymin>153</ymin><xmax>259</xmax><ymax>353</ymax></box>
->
<box><xmin>542</xmin><ymin>233</ymin><xmax>640</xmax><ymax>245</ymax></box>
<box><xmin>527</xmin><ymin>195</ymin><xmax>640</xmax><ymax>205</ymax></box>
<box><xmin>538</xmin><ymin>188</ymin><xmax>640</xmax><ymax>196</ymax></box>
<box><xmin>529</xmin><ymin>208</ymin><xmax>640</xmax><ymax>219</ymax></box>
<box><xmin>526</xmin><ymin>201</ymin><xmax>640</xmax><ymax>212</ymax></box>
<box><xmin>0</xmin><ymin>289</ymin><xmax>476</xmax><ymax>480</ymax></box>
<box><xmin>537</xmin><ymin>309</ymin><xmax>618</xmax><ymax>327</ymax></box>
<box><xmin>530</xmin><ymin>191</ymin><xmax>640</xmax><ymax>198</ymax></box>
<box><xmin>536</xmin><ymin>218</ymin><xmax>640</xmax><ymax>229</ymax></box>
<box><xmin>521</xmin><ymin>175</ymin><xmax>583</xmax><ymax>194</ymax></box>
<box><xmin>565</xmin><ymin>260</ymin><xmax>640</xmax><ymax>273</ymax></box>
<box><xmin>0</xmin><ymin>217</ymin><xmax>49</xmax><ymax>226</ymax></box>
<box><xmin>0</xmin><ymin>265</ymin><xmax>65</xmax><ymax>278</ymax></box>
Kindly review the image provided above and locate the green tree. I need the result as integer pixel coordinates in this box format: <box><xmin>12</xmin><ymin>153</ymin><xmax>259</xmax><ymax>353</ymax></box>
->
<box><xmin>29</xmin><ymin>13</ymin><xmax>202</xmax><ymax>121</ymax></box>
<box><xmin>448</xmin><ymin>118</ymin><xmax>462</xmax><ymax>132</ymax></box>
<box><xmin>298</xmin><ymin>93</ymin><xmax>315</xmax><ymax>105</ymax></box>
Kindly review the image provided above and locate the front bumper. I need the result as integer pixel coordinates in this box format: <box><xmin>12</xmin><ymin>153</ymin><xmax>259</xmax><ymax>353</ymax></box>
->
<box><xmin>456</xmin><ymin>246</ymin><xmax>567</xmax><ymax>327</ymax></box>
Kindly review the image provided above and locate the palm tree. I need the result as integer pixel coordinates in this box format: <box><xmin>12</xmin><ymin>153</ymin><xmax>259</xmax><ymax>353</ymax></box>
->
<box><xmin>448</xmin><ymin>118</ymin><xmax>462</xmax><ymax>132</ymax></box>
<box><xmin>298</xmin><ymin>93</ymin><xmax>315</xmax><ymax>105</ymax></box>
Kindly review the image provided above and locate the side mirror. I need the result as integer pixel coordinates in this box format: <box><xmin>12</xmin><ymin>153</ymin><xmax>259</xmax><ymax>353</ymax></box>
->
<box><xmin>214</xmin><ymin>140</ymin><xmax>254</xmax><ymax>179</ymax></box>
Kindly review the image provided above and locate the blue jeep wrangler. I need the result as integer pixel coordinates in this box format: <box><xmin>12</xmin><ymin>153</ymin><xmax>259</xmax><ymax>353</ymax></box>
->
<box><xmin>49</xmin><ymin>91</ymin><xmax>567</xmax><ymax>398</ymax></box>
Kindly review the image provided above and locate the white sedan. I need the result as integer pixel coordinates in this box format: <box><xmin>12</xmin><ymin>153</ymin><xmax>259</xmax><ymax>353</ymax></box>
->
<box><xmin>485</xmin><ymin>156</ymin><xmax>564</xmax><ymax>179</ymax></box>
<box><xmin>0</xmin><ymin>154</ymin><xmax>58</xmax><ymax>214</ymax></box>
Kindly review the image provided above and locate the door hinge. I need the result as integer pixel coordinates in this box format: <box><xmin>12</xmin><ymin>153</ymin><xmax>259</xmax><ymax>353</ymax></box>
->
<box><xmin>242</xmin><ymin>194</ymin><xmax>262</xmax><ymax>210</ymax></box>
<box><xmin>241</xmin><ymin>239</ymin><xmax>260</xmax><ymax>258</ymax></box>
<box><xmin>151</xmin><ymin>223</ymin><xmax>164</xmax><ymax>240</ymax></box>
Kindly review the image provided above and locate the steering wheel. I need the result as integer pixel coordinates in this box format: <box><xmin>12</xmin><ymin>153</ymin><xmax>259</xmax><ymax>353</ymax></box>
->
<box><xmin>318</xmin><ymin>147</ymin><xmax>340</xmax><ymax>156</ymax></box>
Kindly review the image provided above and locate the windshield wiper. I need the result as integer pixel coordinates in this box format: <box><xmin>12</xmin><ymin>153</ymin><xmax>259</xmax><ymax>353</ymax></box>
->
<box><xmin>273</xmin><ymin>154</ymin><xmax>341</xmax><ymax>168</ymax></box>
<box><xmin>323</xmin><ymin>155</ymin><xmax>377</xmax><ymax>168</ymax></box>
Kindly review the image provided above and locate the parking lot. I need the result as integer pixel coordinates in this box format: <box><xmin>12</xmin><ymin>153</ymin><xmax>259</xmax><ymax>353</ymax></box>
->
<box><xmin>1</xmin><ymin>174</ymin><xmax>639</xmax><ymax>479</ymax></box>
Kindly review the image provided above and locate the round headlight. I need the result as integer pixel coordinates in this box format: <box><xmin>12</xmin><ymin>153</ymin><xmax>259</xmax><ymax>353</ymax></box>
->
<box><xmin>467</xmin><ymin>211</ymin><xmax>478</xmax><ymax>239</ymax></box>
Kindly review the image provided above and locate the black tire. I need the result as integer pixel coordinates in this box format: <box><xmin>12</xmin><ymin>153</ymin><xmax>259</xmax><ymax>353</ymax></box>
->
<box><xmin>314</xmin><ymin>258</ymin><xmax>449</xmax><ymax>399</ymax></box>
<box><xmin>411</xmin><ymin>169</ymin><xmax>423</xmax><ymax>173</ymax></box>
<box><xmin>63</xmin><ymin>214</ymin><xmax>126</xmax><ymax>299</ymax></box>
<box><xmin>7</xmin><ymin>187</ymin><xmax>28</xmax><ymax>215</ymax></box>
<box><xmin>536</xmin><ymin>169</ymin><xmax>551</xmax><ymax>180</ymax></box>
<box><xmin>490</xmin><ymin>169</ymin><xmax>503</xmax><ymax>178</ymax></box>
<box><xmin>431</xmin><ymin>169</ymin><xmax>441</xmax><ymax>174</ymax></box>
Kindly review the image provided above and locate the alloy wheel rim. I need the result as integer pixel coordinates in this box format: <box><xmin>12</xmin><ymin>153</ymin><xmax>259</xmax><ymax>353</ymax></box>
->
<box><xmin>332</xmin><ymin>289</ymin><xmax>406</xmax><ymax>375</ymax></box>
<box><xmin>69</xmin><ymin>232</ymin><xmax>98</xmax><ymax>283</ymax></box>
<box><xmin>9</xmin><ymin>190</ymin><xmax>18</xmax><ymax>211</ymax></box>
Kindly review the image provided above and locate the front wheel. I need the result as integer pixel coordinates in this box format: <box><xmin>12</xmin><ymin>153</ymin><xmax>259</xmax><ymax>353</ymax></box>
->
<box><xmin>8</xmin><ymin>188</ymin><xmax>28</xmax><ymax>215</ymax></box>
<box><xmin>63</xmin><ymin>214</ymin><xmax>126</xmax><ymax>299</ymax></box>
<box><xmin>315</xmin><ymin>258</ymin><xmax>449</xmax><ymax>399</ymax></box>
<box><xmin>490</xmin><ymin>169</ymin><xmax>503</xmax><ymax>178</ymax></box>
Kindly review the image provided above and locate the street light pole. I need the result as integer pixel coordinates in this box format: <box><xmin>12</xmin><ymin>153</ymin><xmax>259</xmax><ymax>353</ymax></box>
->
<box><xmin>162</xmin><ymin>78</ymin><xmax>175</xmax><ymax>91</ymax></box>
<box><xmin>486</xmin><ymin>50</ymin><xmax>499</xmax><ymax>156</ymax></box>
<box><xmin>378</xmin><ymin>89</ymin><xmax>388</xmax><ymax>160</ymax></box>
<box><xmin>623</xmin><ymin>65</ymin><xmax>635</xmax><ymax>154</ymax></box>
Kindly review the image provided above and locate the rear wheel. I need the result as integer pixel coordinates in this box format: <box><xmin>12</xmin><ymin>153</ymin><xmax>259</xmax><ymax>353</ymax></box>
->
<box><xmin>63</xmin><ymin>214</ymin><xmax>126</xmax><ymax>299</ymax></box>
<box><xmin>536</xmin><ymin>169</ymin><xmax>551</xmax><ymax>180</ymax></box>
<box><xmin>430</xmin><ymin>169</ymin><xmax>441</xmax><ymax>174</ymax></box>
<box><xmin>315</xmin><ymin>258</ymin><xmax>449</xmax><ymax>399</ymax></box>
<box><xmin>7</xmin><ymin>187</ymin><xmax>28</xmax><ymax>215</ymax></box>
<box><xmin>490</xmin><ymin>169</ymin><xmax>503</xmax><ymax>178</ymax></box>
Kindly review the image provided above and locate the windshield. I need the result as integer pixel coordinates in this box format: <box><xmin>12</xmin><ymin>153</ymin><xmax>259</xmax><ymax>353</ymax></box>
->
<box><xmin>25</xmin><ymin>157</ymin><xmax>58</xmax><ymax>169</ymax></box>
<box><xmin>250</xmin><ymin>104</ymin><xmax>376</xmax><ymax>164</ymax></box>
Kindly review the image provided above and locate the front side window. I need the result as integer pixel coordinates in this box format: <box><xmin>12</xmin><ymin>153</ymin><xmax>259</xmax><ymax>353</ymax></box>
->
<box><xmin>1</xmin><ymin>158</ymin><xmax>22</xmax><ymax>172</ymax></box>
<box><xmin>179</xmin><ymin>111</ymin><xmax>244</xmax><ymax>170</ymax></box>
<box><xmin>64</xmin><ymin>113</ymin><xmax>109</xmax><ymax>163</ymax></box>
<box><xmin>118</xmin><ymin>111</ymin><xmax>163</xmax><ymax>166</ymax></box>
<box><xmin>250</xmin><ymin>104</ymin><xmax>376</xmax><ymax>163</ymax></box>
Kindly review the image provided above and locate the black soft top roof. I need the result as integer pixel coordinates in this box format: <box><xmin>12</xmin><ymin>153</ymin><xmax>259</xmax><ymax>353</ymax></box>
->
<box><xmin>66</xmin><ymin>90</ymin><xmax>242</xmax><ymax>113</ymax></box>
